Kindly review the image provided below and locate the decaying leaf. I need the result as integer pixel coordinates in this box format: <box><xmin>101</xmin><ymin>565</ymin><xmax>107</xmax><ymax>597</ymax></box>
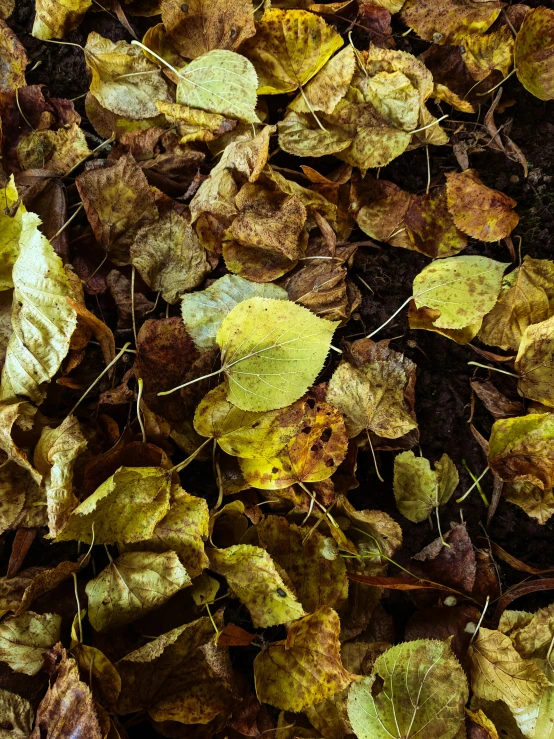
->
<box><xmin>504</xmin><ymin>481</ymin><xmax>554</xmax><ymax>525</ymax></box>
<box><xmin>489</xmin><ymin>414</ymin><xmax>554</xmax><ymax>490</ymax></box>
<box><xmin>348</xmin><ymin>640</ymin><xmax>468</xmax><ymax>739</ymax></box>
<box><xmin>463</xmin><ymin>25</ymin><xmax>514</xmax><ymax>81</ymax></box>
<box><xmin>0</xmin><ymin>20</ymin><xmax>27</xmax><ymax>91</ymax></box>
<box><xmin>0</xmin><ymin>689</ymin><xmax>34</xmax><ymax>739</ymax></box>
<box><xmin>446</xmin><ymin>170</ymin><xmax>519</xmax><ymax>242</ymax></box>
<box><xmin>0</xmin><ymin>611</ymin><xmax>61</xmax><ymax>675</ymax></box>
<box><xmin>400</xmin><ymin>0</ymin><xmax>503</xmax><ymax>44</ymax></box>
<box><xmin>393</xmin><ymin>450</ymin><xmax>458</xmax><ymax>522</ymax></box>
<box><xmin>32</xmin><ymin>0</ymin><xmax>92</xmax><ymax>40</ymax></box>
<box><xmin>515</xmin><ymin>315</ymin><xmax>554</xmax><ymax>407</ymax></box>
<box><xmin>253</xmin><ymin>608</ymin><xmax>354</xmax><ymax>711</ymax></box>
<box><xmin>515</xmin><ymin>7</ymin><xmax>554</xmax><ymax>101</ymax></box>
<box><xmin>208</xmin><ymin>544</ymin><xmax>305</xmax><ymax>627</ymax></box>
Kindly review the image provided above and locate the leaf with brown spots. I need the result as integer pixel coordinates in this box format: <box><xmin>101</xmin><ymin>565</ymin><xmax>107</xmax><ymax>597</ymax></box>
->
<box><xmin>0</xmin><ymin>611</ymin><xmax>61</xmax><ymax>675</ymax></box>
<box><xmin>515</xmin><ymin>315</ymin><xmax>554</xmax><ymax>408</ymax></box>
<box><xmin>399</xmin><ymin>0</ymin><xmax>503</xmax><ymax>44</ymax></box>
<box><xmin>0</xmin><ymin>20</ymin><xmax>27</xmax><ymax>91</ymax></box>
<box><xmin>489</xmin><ymin>413</ymin><xmax>554</xmax><ymax>490</ymax></box>
<box><xmin>515</xmin><ymin>6</ymin><xmax>554</xmax><ymax>101</ymax></box>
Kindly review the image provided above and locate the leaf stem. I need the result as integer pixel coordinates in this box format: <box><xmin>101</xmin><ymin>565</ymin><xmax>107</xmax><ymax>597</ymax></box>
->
<box><xmin>299</xmin><ymin>85</ymin><xmax>329</xmax><ymax>133</ymax></box>
<box><xmin>50</xmin><ymin>203</ymin><xmax>84</xmax><ymax>242</ymax></box>
<box><xmin>467</xmin><ymin>361</ymin><xmax>518</xmax><ymax>378</ymax></box>
<box><xmin>456</xmin><ymin>466</ymin><xmax>490</xmax><ymax>503</ymax></box>
<box><xmin>366</xmin><ymin>296</ymin><xmax>413</xmax><ymax>339</ymax></box>
<box><xmin>476</xmin><ymin>68</ymin><xmax>518</xmax><ymax>96</ymax></box>
<box><xmin>68</xmin><ymin>342</ymin><xmax>131</xmax><ymax>416</ymax></box>
<box><xmin>366</xmin><ymin>429</ymin><xmax>384</xmax><ymax>482</ymax></box>
<box><xmin>136</xmin><ymin>377</ymin><xmax>146</xmax><ymax>443</ymax></box>
<box><xmin>157</xmin><ymin>367</ymin><xmax>223</xmax><ymax>396</ymax></box>
<box><xmin>470</xmin><ymin>595</ymin><xmax>490</xmax><ymax>643</ymax></box>
<box><xmin>131</xmin><ymin>265</ymin><xmax>137</xmax><ymax>345</ymax></box>
<box><xmin>170</xmin><ymin>437</ymin><xmax>212</xmax><ymax>473</ymax></box>
<box><xmin>463</xmin><ymin>459</ymin><xmax>489</xmax><ymax>506</ymax></box>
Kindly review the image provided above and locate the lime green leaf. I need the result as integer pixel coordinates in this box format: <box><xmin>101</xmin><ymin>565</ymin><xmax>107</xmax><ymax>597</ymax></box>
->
<box><xmin>348</xmin><ymin>639</ymin><xmax>468</xmax><ymax>739</ymax></box>
<box><xmin>176</xmin><ymin>49</ymin><xmax>259</xmax><ymax>123</ymax></box>
<box><xmin>86</xmin><ymin>550</ymin><xmax>191</xmax><ymax>632</ymax></box>
<box><xmin>0</xmin><ymin>212</ymin><xmax>77</xmax><ymax>404</ymax></box>
<box><xmin>208</xmin><ymin>544</ymin><xmax>305</xmax><ymax>627</ymax></box>
<box><xmin>0</xmin><ymin>176</ymin><xmax>25</xmax><ymax>291</ymax></box>
<box><xmin>181</xmin><ymin>274</ymin><xmax>287</xmax><ymax>352</ymax></box>
<box><xmin>0</xmin><ymin>611</ymin><xmax>61</xmax><ymax>675</ymax></box>
<box><xmin>489</xmin><ymin>414</ymin><xmax>554</xmax><ymax>490</ymax></box>
<box><xmin>56</xmin><ymin>466</ymin><xmax>171</xmax><ymax>544</ymax></box>
<box><xmin>254</xmin><ymin>608</ymin><xmax>354</xmax><ymax>711</ymax></box>
<box><xmin>393</xmin><ymin>450</ymin><xmax>458</xmax><ymax>523</ymax></box>
<box><xmin>216</xmin><ymin>297</ymin><xmax>337</xmax><ymax>412</ymax></box>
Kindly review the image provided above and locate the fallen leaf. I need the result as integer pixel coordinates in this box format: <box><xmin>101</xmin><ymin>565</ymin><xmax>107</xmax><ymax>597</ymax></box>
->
<box><xmin>469</xmin><ymin>628</ymin><xmax>550</xmax><ymax>709</ymax></box>
<box><xmin>56</xmin><ymin>466</ymin><xmax>172</xmax><ymax>544</ymax></box>
<box><xmin>446</xmin><ymin>169</ymin><xmax>519</xmax><ymax>242</ymax></box>
<box><xmin>0</xmin><ymin>688</ymin><xmax>33</xmax><ymax>739</ymax></box>
<box><xmin>489</xmin><ymin>413</ymin><xmax>554</xmax><ymax>490</ymax></box>
<box><xmin>156</xmin><ymin>101</ymin><xmax>237</xmax><ymax>144</ymax></box>
<box><xmin>0</xmin><ymin>20</ymin><xmax>28</xmax><ymax>91</ymax></box>
<box><xmin>463</xmin><ymin>25</ymin><xmax>514</xmax><ymax>81</ymax></box>
<box><xmin>253</xmin><ymin>608</ymin><xmax>354</xmax><ymax>711</ymax></box>
<box><xmin>287</xmin><ymin>45</ymin><xmax>357</xmax><ymax>115</ymax></box>
<box><xmin>0</xmin><ymin>212</ymin><xmax>77</xmax><ymax>404</ymax></box>
<box><xmin>241</xmin><ymin>8</ymin><xmax>343</xmax><ymax>95</ymax></box>
<box><xmin>410</xmin><ymin>523</ymin><xmax>476</xmax><ymax>594</ymax></box>
<box><xmin>0</xmin><ymin>400</ymin><xmax>40</xmax><ymax>482</ymax></box>
<box><xmin>399</xmin><ymin>0</ymin><xmax>503</xmax><ymax>44</ymax></box>
<box><xmin>69</xmin><ymin>616</ymin><xmax>121</xmax><ymax>711</ymax></box>
<box><xmin>393</xmin><ymin>450</ymin><xmax>458</xmax><ymax>522</ymax></box>
<box><xmin>161</xmin><ymin>0</ymin><xmax>255</xmax><ymax>59</ymax></box>
<box><xmin>0</xmin><ymin>611</ymin><xmax>60</xmax><ymax>676</ymax></box>
<box><xmin>515</xmin><ymin>315</ymin><xmax>554</xmax><ymax>407</ymax></box>
<box><xmin>515</xmin><ymin>7</ymin><xmax>554</xmax><ymax>101</ymax></box>
<box><xmin>16</xmin><ymin>123</ymin><xmax>91</xmax><ymax>176</ymax></box>
<box><xmin>348</xmin><ymin>639</ymin><xmax>468</xmax><ymax>739</ymax></box>
<box><xmin>208</xmin><ymin>544</ymin><xmax>305</xmax><ymax>627</ymax></box>
<box><xmin>504</xmin><ymin>481</ymin><xmax>554</xmax><ymax>525</ymax></box>
<box><xmin>32</xmin><ymin>0</ymin><xmax>92</xmax><ymax>40</ymax></box>
<box><xmin>471</xmin><ymin>379</ymin><xmax>525</xmax><ymax>420</ymax></box>
<box><xmin>86</xmin><ymin>550</ymin><xmax>191</xmax><ymax>631</ymax></box>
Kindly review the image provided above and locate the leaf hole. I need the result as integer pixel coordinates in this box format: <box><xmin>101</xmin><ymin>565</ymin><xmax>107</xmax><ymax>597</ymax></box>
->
<box><xmin>306</xmin><ymin>398</ymin><xmax>316</xmax><ymax>409</ymax></box>
<box><xmin>371</xmin><ymin>675</ymin><xmax>384</xmax><ymax>697</ymax></box>
<box><xmin>321</xmin><ymin>427</ymin><xmax>332</xmax><ymax>442</ymax></box>
<box><xmin>302</xmin><ymin>426</ymin><xmax>312</xmax><ymax>434</ymax></box>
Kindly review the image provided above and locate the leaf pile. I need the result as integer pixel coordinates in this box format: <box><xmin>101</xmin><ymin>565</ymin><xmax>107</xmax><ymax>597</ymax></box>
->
<box><xmin>0</xmin><ymin>1</ymin><xmax>553</xmax><ymax>738</ymax></box>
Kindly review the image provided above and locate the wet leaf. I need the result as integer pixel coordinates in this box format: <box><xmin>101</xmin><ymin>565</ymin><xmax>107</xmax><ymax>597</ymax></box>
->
<box><xmin>241</xmin><ymin>8</ymin><xmax>343</xmax><ymax>95</ymax></box>
<box><xmin>469</xmin><ymin>628</ymin><xmax>550</xmax><ymax>709</ymax></box>
<box><xmin>0</xmin><ymin>689</ymin><xmax>33</xmax><ymax>739</ymax></box>
<box><xmin>86</xmin><ymin>550</ymin><xmax>191</xmax><ymax>631</ymax></box>
<box><xmin>32</xmin><ymin>0</ymin><xmax>92</xmax><ymax>40</ymax></box>
<box><xmin>161</xmin><ymin>0</ymin><xmax>255</xmax><ymax>59</ymax></box>
<box><xmin>257</xmin><ymin>515</ymin><xmax>348</xmax><ymax>612</ymax></box>
<box><xmin>0</xmin><ymin>212</ymin><xmax>77</xmax><ymax>404</ymax></box>
<box><xmin>254</xmin><ymin>607</ymin><xmax>354</xmax><ymax>711</ymax></box>
<box><xmin>57</xmin><ymin>466</ymin><xmax>172</xmax><ymax>545</ymax></box>
<box><xmin>348</xmin><ymin>639</ymin><xmax>468</xmax><ymax>739</ymax></box>
<box><xmin>411</xmin><ymin>255</ymin><xmax>507</xmax><ymax>332</ymax></box>
<box><xmin>504</xmin><ymin>482</ymin><xmax>554</xmax><ymax>525</ymax></box>
<box><xmin>515</xmin><ymin>7</ymin><xmax>554</xmax><ymax>101</ymax></box>
<box><xmin>0</xmin><ymin>611</ymin><xmax>60</xmax><ymax>675</ymax></box>
<box><xmin>327</xmin><ymin>339</ymin><xmax>417</xmax><ymax>439</ymax></box>
<box><xmin>446</xmin><ymin>170</ymin><xmax>519</xmax><ymax>242</ymax></box>
<box><xmin>489</xmin><ymin>413</ymin><xmax>554</xmax><ymax>490</ymax></box>
<box><xmin>400</xmin><ymin>0</ymin><xmax>503</xmax><ymax>44</ymax></box>
<box><xmin>176</xmin><ymin>49</ymin><xmax>259</xmax><ymax>123</ymax></box>
<box><xmin>216</xmin><ymin>296</ymin><xmax>337</xmax><ymax>412</ymax></box>
<box><xmin>208</xmin><ymin>544</ymin><xmax>305</xmax><ymax>627</ymax></box>
<box><xmin>515</xmin><ymin>315</ymin><xmax>554</xmax><ymax>407</ymax></box>
<box><xmin>393</xmin><ymin>450</ymin><xmax>458</xmax><ymax>523</ymax></box>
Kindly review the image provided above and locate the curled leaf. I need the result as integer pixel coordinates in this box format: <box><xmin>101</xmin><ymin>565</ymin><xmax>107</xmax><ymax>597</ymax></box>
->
<box><xmin>32</xmin><ymin>0</ymin><xmax>92</xmax><ymax>40</ymax></box>
<box><xmin>489</xmin><ymin>413</ymin><xmax>554</xmax><ymax>490</ymax></box>
<box><xmin>515</xmin><ymin>7</ymin><xmax>554</xmax><ymax>101</ymax></box>
<box><xmin>393</xmin><ymin>450</ymin><xmax>458</xmax><ymax>523</ymax></box>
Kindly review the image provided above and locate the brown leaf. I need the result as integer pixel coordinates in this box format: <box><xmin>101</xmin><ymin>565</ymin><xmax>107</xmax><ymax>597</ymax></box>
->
<box><xmin>486</xmin><ymin>540</ymin><xmax>554</xmax><ymax>575</ymax></box>
<box><xmin>66</xmin><ymin>297</ymin><xmax>115</xmax><ymax>367</ymax></box>
<box><xmin>410</xmin><ymin>524</ymin><xmax>477</xmax><ymax>596</ymax></box>
<box><xmin>217</xmin><ymin>624</ymin><xmax>257</xmax><ymax>647</ymax></box>
<box><xmin>471</xmin><ymin>379</ymin><xmax>524</xmax><ymax>419</ymax></box>
<box><xmin>496</xmin><ymin>578</ymin><xmax>554</xmax><ymax>618</ymax></box>
<box><xmin>405</xmin><ymin>604</ymin><xmax>481</xmax><ymax>663</ymax></box>
<box><xmin>106</xmin><ymin>269</ymin><xmax>155</xmax><ymax>328</ymax></box>
<box><xmin>6</xmin><ymin>528</ymin><xmax>37</xmax><ymax>578</ymax></box>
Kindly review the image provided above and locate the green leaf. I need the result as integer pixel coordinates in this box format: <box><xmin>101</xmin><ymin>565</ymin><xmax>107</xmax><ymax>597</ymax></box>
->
<box><xmin>0</xmin><ymin>176</ymin><xmax>26</xmax><ymax>291</ymax></box>
<box><xmin>208</xmin><ymin>544</ymin><xmax>305</xmax><ymax>627</ymax></box>
<box><xmin>56</xmin><ymin>466</ymin><xmax>171</xmax><ymax>544</ymax></box>
<box><xmin>0</xmin><ymin>212</ymin><xmax>77</xmax><ymax>404</ymax></box>
<box><xmin>489</xmin><ymin>413</ymin><xmax>554</xmax><ymax>490</ymax></box>
<box><xmin>254</xmin><ymin>608</ymin><xmax>354</xmax><ymax>712</ymax></box>
<box><xmin>217</xmin><ymin>296</ymin><xmax>337</xmax><ymax>412</ymax></box>
<box><xmin>0</xmin><ymin>611</ymin><xmax>61</xmax><ymax>675</ymax></box>
<box><xmin>347</xmin><ymin>639</ymin><xmax>468</xmax><ymax>739</ymax></box>
<box><xmin>411</xmin><ymin>255</ymin><xmax>507</xmax><ymax>332</ymax></box>
<box><xmin>393</xmin><ymin>451</ymin><xmax>459</xmax><ymax>523</ymax></box>
<box><xmin>181</xmin><ymin>274</ymin><xmax>287</xmax><ymax>352</ymax></box>
<box><xmin>176</xmin><ymin>49</ymin><xmax>259</xmax><ymax>123</ymax></box>
<box><xmin>86</xmin><ymin>550</ymin><xmax>191</xmax><ymax>632</ymax></box>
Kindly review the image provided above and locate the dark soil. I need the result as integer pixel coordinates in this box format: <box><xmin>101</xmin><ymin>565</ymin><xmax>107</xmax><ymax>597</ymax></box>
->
<box><xmin>3</xmin><ymin>0</ymin><xmax>554</xmax><ymax>732</ymax></box>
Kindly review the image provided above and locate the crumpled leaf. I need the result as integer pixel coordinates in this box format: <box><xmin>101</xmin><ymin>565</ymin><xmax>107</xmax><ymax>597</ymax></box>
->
<box><xmin>288</xmin><ymin>45</ymin><xmax>357</xmax><ymax>115</ymax></box>
<box><xmin>0</xmin><ymin>212</ymin><xmax>77</xmax><ymax>404</ymax></box>
<box><xmin>32</xmin><ymin>0</ymin><xmax>92</xmax><ymax>40</ymax></box>
<box><xmin>86</xmin><ymin>550</ymin><xmax>191</xmax><ymax>632</ymax></box>
<box><xmin>446</xmin><ymin>169</ymin><xmax>519</xmax><ymax>241</ymax></box>
<box><xmin>85</xmin><ymin>32</ymin><xmax>171</xmax><ymax>119</ymax></box>
<box><xmin>0</xmin><ymin>401</ymin><xmax>40</xmax><ymax>482</ymax></box>
<box><xmin>0</xmin><ymin>611</ymin><xmax>61</xmax><ymax>675</ymax></box>
<box><xmin>0</xmin><ymin>557</ymin><xmax>85</xmax><ymax>615</ymax></box>
<box><xmin>16</xmin><ymin>122</ymin><xmax>91</xmax><ymax>176</ymax></box>
<box><xmin>469</xmin><ymin>628</ymin><xmax>550</xmax><ymax>709</ymax></box>
<box><xmin>399</xmin><ymin>0</ymin><xmax>503</xmax><ymax>44</ymax></box>
<box><xmin>239</xmin><ymin>397</ymin><xmax>348</xmax><ymax>489</ymax></box>
<box><xmin>479</xmin><ymin>257</ymin><xmax>554</xmax><ymax>351</ymax></box>
<box><xmin>463</xmin><ymin>25</ymin><xmax>514</xmax><ymax>81</ymax></box>
<box><xmin>0</xmin><ymin>176</ymin><xmax>25</xmax><ymax>290</ymax></box>
<box><xmin>515</xmin><ymin>315</ymin><xmax>554</xmax><ymax>407</ymax></box>
<box><xmin>208</xmin><ymin>544</ymin><xmax>305</xmax><ymax>627</ymax></box>
<box><xmin>131</xmin><ymin>204</ymin><xmax>210</xmax><ymax>304</ymax></box>
<box><xmin>500</xmin><ymin>604</ymin><xmax>554</xmax><ymax>660</ymax></box>
<box><xmin>216</xmin><ymin>296</ymin><xmax>337</xmax><ymax>412</ymax></box>
<box><xmin>116</xmin><ymin>613</ymin><xmax>234</xmax><ymax>724</ymax></box>
<box><xmin>515</xmin><ymin>7</ymin><xmax>554</xmax><ymax>101</ymax></box>
<box><xmin>241</xmin><ymin>8</ymin><xmax>343</xmax><ymax>95</ymax></box>
<box><xmin>0</xmin><ymin>20</ymin><xmax>27</xmax><ymax>91</ymax></box>
<box><xmin>0</xmin><ymin>689</ymin><xmax>33</xmax><ymax>739</ymax></box>
<box><xmin>327</xmin><ymin>339</ymin><xmax>417</xmax><ymax>439</ymax></box>
<box><xmin>76</xmin><ymin>152</ymin><xmax>158</xmax><ymax>265</ymax></box>
<box><xmin>410</xmin><ymin>255</ymin><xmax>507</xmax><ymax>334</ymax></box>
<box><xmin>176</xmin><ymin>49</ymin><xmax>259</xmax><ymax>124</ymax></box>
<box><xmin>504</xmin><ymin>482</ymin><xmax>554</xmax><ymax>525</ymax></box>
<box><xmin>347</xmin><ymin>639</ymin><xmax>468</xmax><ymax>739</ymax></box>
<box><xmin>156</xmin><ymin>101</ymin><xmax>236</xmax><ymax>144</ymax></box>
<box><xmin>56</xmin><ymin>466</ymin><xmax>172</xmax><ymax>544</ymax></box>
<box><xmin>393</xmin><ymin>450</ymin><xmax>458</xmax><ymax>523</ymax></box>
<box><xmin>489</xmin><ymin>414</ymin><xmax>554</xmax><ymax>490</ymax></box>
<box><xmin>253</xmin><ymin>608</ymin><xmax>354</xmax><ymax>712</ymax></box>
<box><xmin>257</xmin><ymin>515</ymin><xmax>348</xmax><ymax>613</ymax></box>
<box><xmin>34</xmin><ymin>415</ymin><xmax>87</xmax><ymax>536</ymax></box>
<box><xmin>181</xmin><ymin>274</ymin><xmax>287</xmax><ymax>352</ymax></box>
<box><xmin>161</xmin><ymin>0</ymin><xmax>255</xmax><ymax>59</ymax></box>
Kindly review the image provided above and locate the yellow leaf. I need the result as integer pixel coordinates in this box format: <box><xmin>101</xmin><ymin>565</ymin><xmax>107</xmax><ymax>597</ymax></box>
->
<box><xmin>0</xmin><ymin>213</ymin><xmax>77</xmax><ymax>405</ymax></box>
<box><xmin>85</xmin><ymin>91</ymin><xmax>167</xmax><ymax>141</ymax></box>
<box><xmin>469</xmin><ymin>627</ymin><xmax>550</xmax><ymax>709</ymax></box>
<box><xmin>0</xmin><ymin>291</ymin><xmax>11</xmax><ymax>366</ymax></box>
<box><xmin>16</xmin><ymin>123</ymin><xmax>91</xmax><ymax>176</ymax></box>
<box><xmin>504</xmin><ymin>481</ymin><xmax>554</xmax><ymax>525</ymax></box>
<box><xmin>241</xmin><ymin>8</ymin><xmax>343</xmax><ymax>95</ymax></box>
<box><xmin>288</xmin><ymin>45</ymin><xmax>357</xmax><ymax>115</ymax></box>
<box><xmin>56</xmin><ymin>466</ymin><xmax>172</xmax><ymax>544</ymax></box>
<box><xmin>0</xmin><ymin>611</ymin><xmax>61</xmax><ymax>675</ymax></box>
<box><xmin>0</xmin><ymin>401</ymin><xmax>40</xmax><ymax>482</ymax></box>
<box><xmin>156</xmin><ymin>101</ymin><xmax>236</xmax><ymax>144</ymax></box>
<box><xmin>32</xmin><ymin>0</ymin><xmax>92</xmax><ymax>40</ymax></box>
<box><xmin>515</xmin><ymin>7</ymin><xmax>554</xmax><ymax>101</ymax></box>
<box><xmin>0</xmin><ymin>689</ymin><xmax>33</xmax><ymax>739</ymax></box>
<box><xmin>463</xmin><ymin>25</ymin><xmax>514</xmax><ymax>81</ymax></box>
<box><xmin>400</xmin><ymin>0</ymin><xmax>503</xmax><ymax>44</ymax></box>
<box><xmin>161</xmin><ymin>0</ymin><xmax>255</xmax><ymax>59</ymax></box>
<box><xmin>70</xmin><ymin>617</ymin><xmax>121</xmax><ymax>711</ymax></box>
<box><xmin>253</xmin><ymin>608</ymin><xmax>354</xmax><ymax>711</ymax></box>
<box><xmin>489</xmin><ymin>413</ymin><xmax>554</xmax><ymax>490</ymax></box>
<box><xmin>0</xmin><ymin>20</ymin><xmax>28</xmax><ymax>91</ymax></box>
<box><xmin>208</xmin><ymin>544</ymin><xmax>305</xmax><ymax>627</ymax></box>
<box><xmin>86</xmin><ymin>550</ymin><xmax>191</xmax><ymax>631</ymax></box>
<box><xmin>516</xmin><ymin>315</ymin><xmax>554</xmax><ymax>407</ymax></box>
<box><xmin>0</xmin><ymin>176</ymin><xmax>26</xmax><ymax>291</ymax></box>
